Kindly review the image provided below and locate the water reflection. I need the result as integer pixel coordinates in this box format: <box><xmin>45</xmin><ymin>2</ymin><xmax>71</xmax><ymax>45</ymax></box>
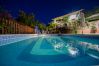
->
<box><xmin>68</xmin><ymin>47</ymin><xmax>79</xmax><ymax>57</ymax></box>
<box><xmin>47</xmin><ymin>36</ymin><xmax>99</xmax><ymax>58</ymax></box>
<box><xmin>47</xmin><ymin>36</ymin><xmax>80</xmax><ymax>57</ymax></box>
<box><xmin>79</xmin><ymin>41</ymin><xmax>99</xmax><ymax>52</ymax></box>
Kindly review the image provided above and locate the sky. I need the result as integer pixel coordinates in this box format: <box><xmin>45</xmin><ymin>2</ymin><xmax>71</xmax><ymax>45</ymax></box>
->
<box><xmin>0</xmin><ymin>0</ymin><xmax>99</xmax><ymax>24</ymax></box>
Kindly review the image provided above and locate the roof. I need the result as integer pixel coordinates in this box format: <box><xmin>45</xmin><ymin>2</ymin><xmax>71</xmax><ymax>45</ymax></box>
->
<box><xmin>52</xmin><ymin>9</ymin><xmax>83</xmax><ymax>20</ymax></box>
<box><xmin>87</xmin><ymin>13</ymin><xmax>99</xmax><ymax>19</ymax></box>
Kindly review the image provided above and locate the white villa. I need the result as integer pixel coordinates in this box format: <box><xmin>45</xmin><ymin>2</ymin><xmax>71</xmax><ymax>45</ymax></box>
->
<box><xmin>52</xmin><ymin>9</ymin><xmax>85</xmax><ymax>28</ymax></box>
<box><xmin>51</xmin><ymin>9</ymin><xmax>99</xmax><ymax>34</ymax></box>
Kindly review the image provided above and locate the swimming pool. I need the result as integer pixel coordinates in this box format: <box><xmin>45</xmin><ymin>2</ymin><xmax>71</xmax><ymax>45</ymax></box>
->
<box><xmin>0</xmin><ymin>34</ymin><xmax>99</xmax><ymax>66</ymax></box>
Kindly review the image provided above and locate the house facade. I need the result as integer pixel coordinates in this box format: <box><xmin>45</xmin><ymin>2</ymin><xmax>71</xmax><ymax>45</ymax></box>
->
<box><xmin>52</xmin><ymin>9</ymin><xmax>85</xmax><ymax>27</ymax></box>
<box><xmin>51</xmin><ymin>9</ymin><xmax>99</xmax><ymax>34</ymax></box>
<box><xmin>78</xmin><ymin>14</ymin><xmax>99</xmax><ymax>34</ymax></box>
<box><xmin>51</xmin><ymin>9</ymin><xmax>86</xmax><ymax>33</ymax></box>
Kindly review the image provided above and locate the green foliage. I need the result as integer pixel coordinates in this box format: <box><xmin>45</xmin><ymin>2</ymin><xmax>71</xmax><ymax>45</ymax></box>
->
<box><xmin>0</xmin><ymin>22</ymin><xmax>5</xmax><ymax>29</ymax></box>
<box><xmin>16</xmin><ymin>10</ymin><xmax>47</xmax><ymax>31</ymax></box>
<box><xmin>63</xmin><ymin>16</ymin><xmax>68</xmax><ymax>23</ymax></box>
<box><xmin>0</xmin><ymin>25</ymin><xmax>2</xmax><ymax>29</ymax></box>
<box><xmin>17</xmin><ymin>10</ymin><xmax>35</xmax><ymax>26</ymax></box>
<box><xmin>86</xmin><ymin>16</ymin><xmax>99</xmax><ymax>22</ymax></box>
<box><xmin>0</xmin><ymin>8</ymin><xmax>47</xmax><ymax>33</ymax></box>
<box><xmin>91</xmin><ymin>25</ymin><xmax>97</xmax><ymax>30</ymax></box>
<box><xmin>71</xmin><ymin>21</ymin><xmax>78</xmax><ymax>34</ymax></box>
<box><xmin>91</xmin><ymin>24</ymin><xmax>97</xmax><ymax>33</ymax></box>
<box><xmin>38</xmin><ymin>23</ymin><xmax>46</xmax><ymax>30</ymax></box>
<box><xmin>49</xmin><ymin>22</ymin><xmax>58</xmax><ymax>28</ymax></box>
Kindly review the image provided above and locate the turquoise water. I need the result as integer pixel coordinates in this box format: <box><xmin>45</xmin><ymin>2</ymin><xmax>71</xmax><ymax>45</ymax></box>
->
<box><xmin>0</xmin><ymin>35</ymin><xmax>99</xmax><ymax>66</ymax></box>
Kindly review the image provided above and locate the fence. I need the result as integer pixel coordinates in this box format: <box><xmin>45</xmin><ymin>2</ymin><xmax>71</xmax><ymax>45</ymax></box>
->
<box><xmin>0</xmin><ymin>19</ymin><xmax>35</xmax><ymax>34</ymax></box>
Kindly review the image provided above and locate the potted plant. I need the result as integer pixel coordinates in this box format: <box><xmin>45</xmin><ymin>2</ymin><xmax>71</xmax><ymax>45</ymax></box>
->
<box><xmin>91</xmin><ymin>25</ymin><xmax>97</xmax><ymax>33</ymax></box>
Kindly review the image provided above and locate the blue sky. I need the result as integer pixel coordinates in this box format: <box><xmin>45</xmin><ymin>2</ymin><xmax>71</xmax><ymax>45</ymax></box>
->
<box><xmin>0</xmin><ymin>0</ymin><xmax>99</xmax><ymax>24</ymax></box>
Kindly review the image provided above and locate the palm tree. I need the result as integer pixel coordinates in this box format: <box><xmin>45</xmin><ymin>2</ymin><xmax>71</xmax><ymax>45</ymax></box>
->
<box><xmin>0</xmin><ymin>7</ymin><xmax>13</xmax><ymax>34</ymax></box>
<box><xmin>16</xmin><ymin>10</ymin><xmax>35</xmax><ymax>26</ymax></box>
<box><xmin>38</xmin><ymin>23</ymin><xmax>46</xmax><ymax>33</ymax></box>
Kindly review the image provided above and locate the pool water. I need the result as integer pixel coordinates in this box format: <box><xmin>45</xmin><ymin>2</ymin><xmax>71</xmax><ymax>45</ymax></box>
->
<box><xmin>0</xmin><ymin>35</ymin><xmax>99</xmax><ymax>66</ymax></box>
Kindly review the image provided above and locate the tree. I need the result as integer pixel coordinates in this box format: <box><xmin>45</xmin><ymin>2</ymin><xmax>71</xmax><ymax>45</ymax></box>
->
<box><xmin>0</xmin><ymin>7</ymin><xmax>13</xmax><ymax>34</ymax></box>
<box><xmin>0</xmin><ymin>6</ymin><xmax>12</xmax><ymax>20</ymax></box>
<box><xmin>46</xmin><ymin>22</ymin><xmax>58</xmax><ymax>33</ymax></box>
<box><xmin>38</xmin><ymin>23</ymin><xmax>46</xmax><ymax>30</ymax></box>
<box><xmin>63</xmin><ymin>16</ymin><xmax>68</xmax><ymax>23</ymax></box>
<box><xmin>16</xmin><ymin>10</ymin><xmax>35</xmax><ymax>26</ymax></box>
<box><xmin>71</xmin><ymin>20</ymin><xmax>79</xmax><ymax>34</ymax></box>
